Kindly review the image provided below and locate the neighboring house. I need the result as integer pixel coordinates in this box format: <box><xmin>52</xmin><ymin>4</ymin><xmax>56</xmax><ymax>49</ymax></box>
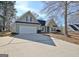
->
<box><xmin>45</xmin><ymin>19</ymin><xmax>58</xmax><ymax>32</ymax></box>
<box><xmin>62</xmin><ymin>24</ymin><xmax>79</xmax><ymax>34</ymax></box>
<box><xmin>61</xmin><ymin>15</ymin><xmax>79</xmax><ymax>34</ymax></box>
<box><xmin>68</xmin><ymin>24</ymin><xmax>79</xmax><ymax>32</ymax></box>
<box><xmin>38</xmin><ymin>19</ymin><xmax>58</xmax><ymax>33</ymax></box>
<box><xmin>37</xmin><ymin>20</ymin><xmax>46</xmax><ymax>32</ymax></box>
<box><xmin>12</xmin><ymin>11</ymin><xmax>58</xmax><ymax>34</ymax></box>
<box><xmin>67</xmin><ymin>15</ymin><xmax>79</xmax><ymax>32</ymax></box>
<box><xmin>65</xmin><ymin>15</ymin><xmax>79</xmax><ymax>32</ymax></box>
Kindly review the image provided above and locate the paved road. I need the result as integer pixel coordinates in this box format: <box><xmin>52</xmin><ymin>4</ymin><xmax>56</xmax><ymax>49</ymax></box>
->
<box><xmin>0</xmin><ymin>34</ymin><xmax>79</xmax><ymax>57</ymax></box>
<box><xmin>14</xmin><ymin>34</ymin><xmax>56</xmax><ymax>46</ymax></box>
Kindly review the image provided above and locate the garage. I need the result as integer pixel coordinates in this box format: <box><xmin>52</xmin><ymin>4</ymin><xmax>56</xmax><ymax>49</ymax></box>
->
<box><xmin>19</xmin><ymin>26</ymin><xmax>37</xmax><ymax>34</ymax></box>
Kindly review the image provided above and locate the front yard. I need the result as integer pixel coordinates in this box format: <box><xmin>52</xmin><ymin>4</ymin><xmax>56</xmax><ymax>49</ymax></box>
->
<box><xmin>0</xmin><ymin>32</ymin><xmax>11</xmax><ymax>37</ymax></box>
<box><xmin>0</xmin><ymin>32</ymin><xmax>79</xmax><ymax>57</ymax></box>
<box><xmin>42</xmin><ymin>32</ymin><xmax>79</xmax><ymax>45</ymax></box>
<box><xmin>0</xmin><ymin>35</ymin><xmax>79</xmax><ymax>57</ymax></box>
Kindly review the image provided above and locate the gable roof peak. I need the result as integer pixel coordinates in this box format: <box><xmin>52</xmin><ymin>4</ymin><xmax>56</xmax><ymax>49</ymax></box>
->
<box><xmin>26</xmin><ymin>11</ymin><xmax>32</xmax><ymax>13</ymax></box>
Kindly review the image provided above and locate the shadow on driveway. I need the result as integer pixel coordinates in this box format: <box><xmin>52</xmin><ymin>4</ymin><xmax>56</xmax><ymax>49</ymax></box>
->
<box><xmin>0</xmin><ymin>54</ymin><xmax>8</xmax><ymax>57</ymax></box>
<box><xmin>13</xmin><ymin>34</ymin><xmax>56</xmax><ymax>46</ymax></box>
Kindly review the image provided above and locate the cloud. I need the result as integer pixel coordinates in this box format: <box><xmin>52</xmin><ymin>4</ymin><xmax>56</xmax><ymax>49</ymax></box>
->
<box><xmin>15</xmin><ymin>1</ymin><xmax>43</xmax><ymax>16</ymax></box>
<box><xmin>15</xmin><ymin>1</ymin><xmax>30</xmax><ymax>16</ymax></box>
<box><xmin>15</xmin><ymin>1</ymin><xmax>47</xmax><ymax>20</ymax></box>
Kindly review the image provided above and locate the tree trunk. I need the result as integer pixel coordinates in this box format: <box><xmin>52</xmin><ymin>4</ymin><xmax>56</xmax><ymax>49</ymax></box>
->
<box><xmin>3</xmin><ymin>2</ymin><xmax>7</xmax><ymax>31</ymax></box>
<box><xmin>3</xmin><ymin>18</ymin><xmax>5</xmax><ymax>31</ymax></box>
<box><xmin>64</xmin><ymin>1</ymin><xmax>68</xmax><ymax>36</ymax></box>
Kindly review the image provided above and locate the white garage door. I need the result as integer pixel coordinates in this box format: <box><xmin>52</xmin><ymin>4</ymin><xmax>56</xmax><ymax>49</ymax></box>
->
<box><xmin>19</xmin><ymin>26</ymin><xmax>37</xmax><ymax>33</ymax></box>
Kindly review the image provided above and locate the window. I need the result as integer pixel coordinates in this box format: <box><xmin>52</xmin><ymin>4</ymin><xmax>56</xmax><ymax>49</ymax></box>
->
<box><xmin>30</xmin><ymin>17</ymin><xmax>32</xmax><ymax>22</ymax></box>
<box><xmin>26</xmin><ymin>16</ymin><xmax>28</xmax><ymax>22</ymax></box>
<box><xmin>42</xmin><ymin>27</ymin><xmax>44</xmax><ymax>31</ymax></box>
<box><xmin>53</xmin><ymin>28</ymin><xmax>56</xmax><ymax>31</ymax></box>
<box><xmin>51</xmin><ymin>28</ymin><xmax>53</xmax><ymax>31</ymax></box>
<box><xmin>26</xmin><ymin>16</ymin><xmax>32</xmax><ymax>22</ymax></box>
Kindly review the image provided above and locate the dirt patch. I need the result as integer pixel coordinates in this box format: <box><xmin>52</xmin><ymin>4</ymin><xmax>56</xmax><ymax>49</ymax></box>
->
<box><xmin>0</xmin><ymin>32</ymin><xmax>11</xmax><ymax>37</ymax></box>
<box><xmin>42</xmin><ymin>32</ymin><xmax>79</xmax><ymax>45</ymax></box>
<box><xmin>0</xmin><ymin>54</ymin><xmax>8</xmax><ymax>57</ymax></box>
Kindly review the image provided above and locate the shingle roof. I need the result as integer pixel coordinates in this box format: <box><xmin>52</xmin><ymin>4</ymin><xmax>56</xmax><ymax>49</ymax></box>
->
<box><xmin>37</xmin><ymin>20</ymin><xmax>46</xmax><ymax>26</ymax></box>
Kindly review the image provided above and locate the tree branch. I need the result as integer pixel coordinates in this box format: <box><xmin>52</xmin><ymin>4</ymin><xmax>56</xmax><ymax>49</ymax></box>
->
<box><xmin>68</xmin><ymin>9</ymin><xmax>79</xmax><ymax>15</ymax></box>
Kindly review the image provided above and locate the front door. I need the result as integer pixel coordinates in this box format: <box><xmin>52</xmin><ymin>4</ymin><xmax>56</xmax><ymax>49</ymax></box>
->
<box><xmin>47</xmin><ymin>26</ymin><xmax>49</xmax><ymax>32</ymax></box>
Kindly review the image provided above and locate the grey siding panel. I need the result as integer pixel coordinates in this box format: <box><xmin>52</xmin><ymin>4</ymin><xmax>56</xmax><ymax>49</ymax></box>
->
<box><xmin>16</xmin><ymin>23</ymin><xmax>40</xmax><ymax>33</ymax></box>
<box><xmin>16</xmin><ymin>24</ymin><xmax>19</xmax><ymax>33</ymax></box>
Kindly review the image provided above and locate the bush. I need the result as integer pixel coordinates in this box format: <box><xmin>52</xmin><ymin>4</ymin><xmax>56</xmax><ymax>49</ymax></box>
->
<box><xmin>56</xmin><ymin>29</ymin><xmax>61</xmax><ymax>32</ymax></box>
<box><xmin>37</xmin><ymin>30</ymin><xmax>41</xmax><ymax>33</ymax></box>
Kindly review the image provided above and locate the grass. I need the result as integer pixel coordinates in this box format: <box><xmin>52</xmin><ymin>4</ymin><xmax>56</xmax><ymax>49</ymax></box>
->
<box><xmin>42</xmin><ymin>32</ymin><xmax>79</xmax><ymax>45</ymax></box>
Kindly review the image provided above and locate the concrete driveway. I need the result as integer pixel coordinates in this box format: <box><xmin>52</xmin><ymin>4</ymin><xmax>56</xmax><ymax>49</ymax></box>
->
<box><xmin>0</xmin><ymin>34</ymin><xmax>79</xmax><ymax>57</ymax></box>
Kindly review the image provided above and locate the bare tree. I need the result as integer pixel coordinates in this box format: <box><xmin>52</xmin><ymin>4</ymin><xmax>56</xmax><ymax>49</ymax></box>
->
<box><xmin>64</xmin><ymin>1</ymin><xmax>68</xmax><ymax>36</ymax></box>
<box><xmin>0</xmin><ymin>1</ymin><xmax>16</xmax><ymax>31</ymax></box>
<box><xmin>41</xmin><ymin>1</ymin><xmax>79</xmax><ymax>36</ymax></box>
